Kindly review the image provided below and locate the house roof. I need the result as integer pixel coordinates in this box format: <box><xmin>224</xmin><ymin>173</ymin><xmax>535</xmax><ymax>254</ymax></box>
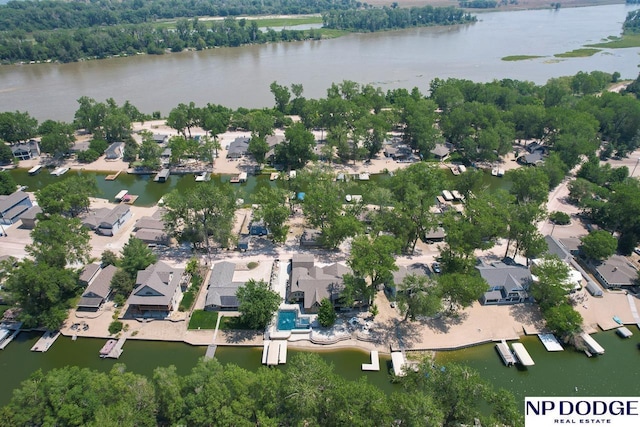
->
<box><xmin>205</xmin><ymin>261</ymin><xmax>243</xmax><ymax>308</ymax></box>
<box><xmin>105</xmin><ymin>142</ymin><xmax>124</xmax><ymax>158</ymax></box>
<box><xmin>522</xmin><ymin>151</ymin><xmax>544</xmax><ymax>165</ymax></box>
<box><xmin>544</xmin><ymin>235</ymin><xmax>572</xmax><ymax>261</ymax></box>
<box><xmin>476</xmin><ymin>261</ymin><xmax>531</xmax><ymax>292</ymax></box>
<box><xmin>82</xmin><ymin>207</ymin><xmax>112</xmax><ymax>229</ymax></box>
<box><xmin>391</xmin><ymin>263</ymin><xmax>430</xmax><ymax>286</ymax></box>
<box><xmin>99</xmin><ymin>204</ymin><xmax>130</xmax><ymax>228</ymax></box>
<box><xmin>430</xmin><ymin>143</ymin><xmax>450</xmax><ymax>158</ymax></box>
<box><xmin>78</xmin><ymin>264</ymin><xmax>117</xmax><ymax>308</ymax></box>
<box><xmin>20</xmin><ymin>205</ymin><xmax>42</xmax><ymax>221</ymax></box>
<box><xmin>0</xmin><ymin>191</ymin><xmax>29</xmax><ymax>214</ymax></box>
<box><xmin>593</xmin><ymin>255</ymin><xmax>637</xmax><ymax>287</ymax></box>
<box><xmin>228</xmin><ymin>137</ymin><xmax>250</xmax><ymax>156</ymax></box>
<box><xmin>134</xmin><ymin>216</ymin><xmax>165</xmax><ymax>231</ymax></box>
<box><xmin>135</xmin><ymin>229</ymin><xmax>169</xmax><ymax>244</ymax></box>
<box><xmin>11</xmin><ymin>140</ymin><xmax>39</xmax><ymax>155</ymax></box>
<box><xmin>290</xmin><ymin>259</ymin><xmax>351</xmax><ymax>310</ymax></box>
<box><xmin>559</xmin><ymin>237</ymin><xmax>581</xmax><ymax>253</ymax></box>
<box><xmin>127</xmin><ymin>261</ymin><xmax>183</xmax><ymax>308</ymax></box>
<box><xmin>526</xmin><ymin>142</ymin><xmax>544</xmax><ymax>153</ymax></box>
<box><xmin>79</xmin><ymin>263</ymin><xmax>101</xmax><ymax>284</ymax></box>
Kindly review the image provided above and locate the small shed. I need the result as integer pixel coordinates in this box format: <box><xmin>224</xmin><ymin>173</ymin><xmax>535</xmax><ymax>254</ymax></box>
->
<box><xmin>585</xmin><ymin>281</ymin><xmax>603</xmax><ymax>297</ymax></box>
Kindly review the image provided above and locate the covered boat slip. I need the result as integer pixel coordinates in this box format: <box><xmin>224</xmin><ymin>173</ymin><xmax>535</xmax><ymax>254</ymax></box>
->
<box><xmin>538</xmin><ymin>333</ymin><xmax>564</xmax><ymax>351</ymax></box>
<box><xmin>262</xmin><ymin>340</ymin><xmax>287</xmax><ymax>366</ymax></box>
<box><xmin>616</xmin><ymin>326</ymin><xmax>633</xmax><ymax>338</ymax></box>
<box><xmin>511</xmin><ymin>342</ymin><xmax>535</xmax><ymax>366</ymax></box>
<box><xmin>580</xmin><ymin>332</ymin><xmax>605</xmax><ymax>355</ymax></box>
<box><xmin>495</xmin><ymin>340</ymin><xmax>516</xmax><ymax>366</ymax></box>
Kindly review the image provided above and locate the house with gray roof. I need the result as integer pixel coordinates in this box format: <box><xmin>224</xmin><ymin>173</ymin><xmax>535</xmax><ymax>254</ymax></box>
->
<box><xmin>387</xmin><ymin>263</ymin><xmax>431</xmax><ymax>296</ymax></box>
<box><xmin>477</xmin><ymin>260</ymin><xmax>532</xmax><ymax>305</ymax></box>
<box><xmin>204</xmin><ymin>261</ymin><xmax>245</xmax><ymax>311</ymax></box>
<box><xmin>77</xmin><ymin>264</ymin><xmax>117</xmax><ymax>311</ymax></box>
<box><xmin>19</xmin><ymin>205</ymin><xmax>42</xmax><ymax>229</ymax></box>
<box><xmin>589</xmin><ymin>255</ymin><xmax>638</xmax><ymax>289</ymax></box>
<box><xmin>126</xmin><ymin>261</ymin><xmax>184</xmax><ymax>316</ymax></box>
<box><xmin>11</xmin><ymin>140</ymin><xmax>40</xmax><ymax>161</ymax></box>
<box><xmin>82</xmin><ymin>204</ymin><xmax>131</xmax><ymax>236</ymax></box>
<box><xmin>79</xmin><ymin>263</ymin><xmax>101</xmax><ymax>286</ymax></box>
<box><xmin>0</xmin><ymin>190</ymin><xmax>32</xmax><ymax>225</ymax></box>
<box><xmin>133</xmin><ymin>214</ymin><xmax>169</xmax><ymax>245</ymax></box>
<box><xmin>430</xmin><ymin>143</ymin><xmax>451</xmax><ymax>161</ymax></box>
<box><xmin>105</xmin><ymin>142</ymin><xmax>125</xmax><ymax>160</ymax></box>
<box><xmin>544</xmin><ymin>235</ymin><xmax>573</xmax><ymax>262</ymax></box>
<box><xmin>288</xmin><ymin>254</ymin><xmax>351</xmax><ymax>313</ymax></box>
<box><xmin>227</xmin><ymin>137</ymin><xmax>250</xmax><ymax>159</ymax></box>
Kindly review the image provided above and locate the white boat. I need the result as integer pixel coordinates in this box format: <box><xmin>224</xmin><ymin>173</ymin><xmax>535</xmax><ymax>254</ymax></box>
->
<box><xmin>442</xmin><ymin>190</ymin><xmax>454</xmax><ymax>201</ymax></box>
<box><xmin>114</xmin><ymin>190</ymin><xmax>128</xmax><ymax>202</ymax></box>
<box><xmin>50</xmin><ymin>167</ymin><xmax>69</xmax><ymax>176</ymax></box>
<box><xmin>497</xmin><ymin>168</ymin><xmax>505</xmax><ymax>177</ymax></box>
<box><xmin>491</xmin><ymin>168</ymin><xmax>498</xmax><ymax>176</ymax></box>
<box><xmin>195</xmin><ymin>172</ymin><xmax>211</xmax><ymax>182</ymax></box>
<box><xmin>458</xmin><ymin>165</ymin><xmax>467</xmax><ymax>173</ymax></box>
<box><xmin>359</xmin><ymin>173</ymin><xmax>370</xmax><ymax>181</ymax></box>
<box><xmin>28</xmin><ymin>165</ymin><xmax>43</xmax><ymax>175</ymax></box>
<box><xmin>450</xmin><ymin>165</ymin><xmax>460</xmax><ymax>176</ymax></box>
<box><xmin>451</xmin><ymin>190</ymin><xmax>463</xmax><ymax>201</ymax></box>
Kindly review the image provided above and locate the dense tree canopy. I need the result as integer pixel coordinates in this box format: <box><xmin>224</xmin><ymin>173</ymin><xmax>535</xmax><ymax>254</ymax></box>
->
<box><xmin>236</xmin><ymin>279</ymin><xmax>281</xmax><ymax>329</ymax></box>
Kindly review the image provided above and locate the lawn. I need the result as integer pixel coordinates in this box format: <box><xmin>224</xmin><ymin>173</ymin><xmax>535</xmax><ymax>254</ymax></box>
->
<box><xmin>188</xmin><ymin>310</ymin><xmax>218</xmax><ymax>330</ymax></box>
<box><xmin>219</xmin><ymin>316</ymin><xmax>254</xmax><ymax>330</ymax></box>
<box><xmin>179</xmin><ymin>290</ymin><xmax>196</xmax><ymax>312</ymax></box>
<box><xmin>501</xmin><ymin>55</ymin><xmax>544</xmax><ymax>61</ymax></box>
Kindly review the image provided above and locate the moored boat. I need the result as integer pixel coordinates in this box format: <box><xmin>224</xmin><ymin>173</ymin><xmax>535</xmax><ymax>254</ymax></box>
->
<box><xmin>28</xmin><ymin>165</ymin><xmax>43</xmax><ymax>175</ymax></box>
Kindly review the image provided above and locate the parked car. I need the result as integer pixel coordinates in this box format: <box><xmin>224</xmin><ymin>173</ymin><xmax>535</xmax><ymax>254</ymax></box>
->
<box><xmin>431</xmin><ymin>262</ymin><xmax>441</xmax><ymax>273</ymax></box>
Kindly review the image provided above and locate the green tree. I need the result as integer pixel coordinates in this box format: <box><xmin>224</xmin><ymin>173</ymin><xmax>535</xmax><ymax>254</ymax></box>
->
<box><xmin>0</xmin><ymin>142</ymin><xmax>14</xmax><ymax>164</ymax></box>
<box><xmin>437</xmin><ymin>273</ymin><xmax>487</xmax><ymax>312</ymax></box>
<box><xmin>138</xmin><ymin>137</ymin><xmax>162</xmax><ymax>170</ymax></box>
<box><xmin>0</xmin><ymin>111</ymin><xmax>38</xmax><ymax>143</ymax></box>
<box><xmin>3</xmin><ymin>259</ymin><xmax>78</xmax><ymax>329</ymax></box>
<box><xmin>580</xmin><ymin>229</ymin><xmax>617</xmax><ymax>261</ymax></box>
<box><xmin>162</xmin><ymin>184</ymin><xmax>237</xmax><ymax>252</ymax></box>
<box><xmin>120</xmin><ymin>236</ymin><xmax>157</xmax><ymax>279</ymax></box>
<box><xmin>270</xmin><ymin>81</ymin><xmax>291</xmax><ymax>113</ymax></box>
<box><xmin>236</xmin><ymin>279</ymin><xmax>281</xmax><ymax>329</ymax></box>
<box><xmin>275</xmin><ymin>122</ymin><xmax>315</xmax><ymax>170</ymax></box>
<box><xmin>36</xmin><ymin>175</ymin><xmax>97</xmax><ymax>217</ymax></box>
<box><xmin>100</xmin><ymin>250</ymin><xmax>119</xmax><ymax>266</ymax></box>
<box><xmin>348</xmin><ymin>234</ymin><xmax>401</xmax><ymax>295</ymax></box>
<box><xmin>545</xmin><ymin>304</ymin><xmax>583</xmax><ymax>336</ymax></box>
<box><xmin>396</xmin><ymin>274</ymin><xmax>442</xmax><ymax>321</ymax></box>
<box><xmin>110</xmin><ymin>268</ymin><xmax>135</xmax><ymax>298</ymax></box>
<box><xmin>253</xmin><ymin>186</ymin><xmax>290</xmax><ymax>243</ymax></box>
<box><xmin>167</xmin><ymin>102</ymin><xmax>199</xmax><ymax>139</ymax></box>
<box><xmin>0</xmin><ymin>172</ymin><xmax>17</xmax><ymax>195</ymax></box>
<box><xmin>27</xmin><ymin>215</ymin><xmax>90</xmax><ymax>268</ymax></box>
<box><xmin>38</xmin><ymin>120</ymin><xmax>75</xmax><ymax>158</ymax></box>
<box><xmin>317</xmin><ymin>298</ymin><xmax>337</xmax><ymax>327</ymax></box>
<box><xmin>530</xmin><ymin>256</ymin><xmax>572</xmax><ymax>311</ymax></box>
<box><xmin>507</xmin><ymin>166</ymin><xmax>550</xmax><ymax>205</ymax></box>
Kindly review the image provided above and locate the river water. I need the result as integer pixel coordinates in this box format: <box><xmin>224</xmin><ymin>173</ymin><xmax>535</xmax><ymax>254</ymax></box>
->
<box><xmin>1</xmin><ymin>5</ymin><xmax>639</xmax><ymax>121</ymax></box>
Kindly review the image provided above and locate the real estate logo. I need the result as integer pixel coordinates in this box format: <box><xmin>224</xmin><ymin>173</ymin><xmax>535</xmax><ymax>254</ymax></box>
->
<box><xmin>525</xmin><ymin>397</ymin><xmax>640</xmax><ymax>426</ymax></box>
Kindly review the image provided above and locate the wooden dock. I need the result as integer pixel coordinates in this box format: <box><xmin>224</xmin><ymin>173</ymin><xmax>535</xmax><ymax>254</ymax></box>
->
<box><xmin>0</xmin><ymin>323</ymin><xmax>22</xmax><ymax>350</ymax></box>
<box><xmin>538</xmin><ymin>333</ymin><xmax>564</xmax><ymax>351</ymax></box>
<box><xmin>31</xmin><ymin>330</ymin><xmax>61</xmax><ymax>352</ymax></box>
<box><xmin>105</xmin><ymin>170</ymin><xmax>122</xmax><ymax>181</ymax></box>
<box><xmin>204</xmin><ymin>344</ymin><xmax>218</xmax><ymax>360</ymax></box>
<box><xmin>391</xmin><ymin>351</ymin><xmax>407</xmax><ymax>377</ymax></box>
<box><xmin>104</xmin><ymin>336</ymin><xmax>126</xmax><ymax>359</ymax></box>
<box><xmin>361</xmin><ymin>350</ymin><xmax>380</xmax><ymax>371</ymax></box>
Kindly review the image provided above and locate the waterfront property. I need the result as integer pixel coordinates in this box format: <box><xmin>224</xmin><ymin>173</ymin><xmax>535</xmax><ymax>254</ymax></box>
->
<box><xmin>81</xmin><ymin>204</ymin><xmax>132</xmax><ymax>236</ymax></box>
<box><xmin>511</xmin><ymin>342</ymin><xmax>535</xmax><ymax>366</ymax></box>
<box><xmin>477</xmin><ymin>260</ymin><xmax>531</xmax><ymax>305</ymax></box>
<box><xmin>387</xmin><ymin>263</ymin><xmax>430</xmax><ymax>297</ymax></box>
<box><xmin>588</xmin><ymin>255</ymin><xmax>638</xmax><ymax>289</ymax></box>
<box><xmin>0</xmin><ymin>191</ymin><xmax>32</xmax><ymax>225</ymax></box>
<box><xmin>77</xmin><ymin>264</ymin><xmax>117</xmax><ymax>311</ymax></box>
<box><xmin>11</xmin><ymin>140</ymin><xmax>40</xmax><ymax>161</ymax></box>
<box><xmin>430</xmin><ymin>143</ymin><xmax>451</xmax><ymax>161</ymax></box>
<box><xmin>125</xmin><ymin>261</ymin><xmax>185</xmax><ymax>317</ymax></box>
<box><xmin>19</xmin><ymin>205</ymin><xmax>42</xmax><ymax>229</ymax></box>
<box><xmin>227</xmin><ymin>137</ymin><xmax>250</xmax><ymax>159</ymax></box>
<box><xmin>288</xmin><ymin>254</ymin><xmax>351</xmax><ymax>313</ymax></box>
<box><xmin>133</xmin><ymin>213</ymin><xmax>170</xmax><ymax>246</ymax></box>
<box><xmin>105</xmin><ymin>142</ymin><xmax>125</xmax><ymax>161</ymax></box>
<box><xmin>204</xmin><ymin>261</ymin><xmax>244</xmax><ymax>311</ymax></box>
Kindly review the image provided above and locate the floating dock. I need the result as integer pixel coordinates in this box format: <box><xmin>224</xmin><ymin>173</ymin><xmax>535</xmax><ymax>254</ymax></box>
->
<box><xmin>50</xmin><ymin>167</ymin><xmax>69</xmax><ymax>176</ymax></box>
<box><xmin>391</xmin><ymin>351</ymin><xmax>407</xmax><ymax>377</ymax></box>
<box><xmin>103</xmin><ymin>336</ymin><xmax>126</xmax><ymax>359</ymax></box>
<box><xmin>204</xmin><ymin>344</ymin><xmax>217</xmax><ymax>359</ymax></box>
<box><xmin>31</xmin><ymin>330</ymin><xmax>61</xmax><ymax>352</ymax></box>
<box><xmin>538</xmin><ymin>333</ymin><xmax>564</xmax><ymax>351</ymax></box>
<box><xmin>28</xmin><ymin>165</ymin><xmax>43</xmax><ymax>175</ymax></box>
<box><xmin>263</xmin><ymin>340</ymin><xmax>287</xmax><ymax>366</ymax></box>
<box><xmin>114</xmin><ymin>190</ymin><xmax>128</xmax><ymax>202</ymax></box>
<box><xmin>511</xmin><ymin>342</ymin><xmax>535</xmax><ymax>366</ymax></box>
<box><xmin>361</xmin><ymin>350</ymin><xmax>380</xmax><ymax>371</ymax></box>
<box><xmin>105</xmin><ymin>170</ymin><xmax>122</xmax><ymax>181</ymax></box>
<box><xmin>616</xmin><ymin>326</ymin><xmax>633</xmax><ymax>339</ymax></box>
<box><xmin>442</xmin><ymin>190</ymin><xmax>454</xmax><ymax>201</ymax></box>
<box><xmin>496</xmin><ymin>340</ymin><xmax>516</xmax><ymax>366</ymax></box>
<box><xmin>580</xmin><ymin>333</ymin><xmax>605</xmax><ymax>355</ymax></box>
<box><xmin>154</xmin><ymin>169</ymin><xmax>170</xmax><ymax>182</ymax></box>
<box><xmin>99</xmin><ymin>339</ymin><xmax>117</xmax><ymax>357</ymax></box>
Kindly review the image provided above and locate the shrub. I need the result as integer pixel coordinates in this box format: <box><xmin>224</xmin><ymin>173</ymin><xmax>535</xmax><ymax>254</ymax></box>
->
<box><xmin>247</xmin><ymin>261</ymin><xmax>259</xmax><ymax>269</ymax></box>
<box><xmin>108</xmin><ymin>320</ymin><xmax>123</xmax><ymax>335</ymax></box>
<box><xmin>549</xmin><ymin>211</ymin><xmax>571</xmax><ymax>225</ymax></box>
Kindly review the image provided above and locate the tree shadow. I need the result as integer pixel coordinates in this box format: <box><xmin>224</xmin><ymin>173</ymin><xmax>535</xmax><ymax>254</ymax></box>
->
<box><xmin>509</xmin><ymin>303</ymin><xmax>544</xmax><ymax>327</ymax></box>
<box><xmin>220</xmin><ymin>329</ymin><xmax>263</xmax><ymax>344</ymax></box>
<box><xmin>423</xmin><ymin>311</ymin><xmax>469</xmax><ymax>334</ymax></box>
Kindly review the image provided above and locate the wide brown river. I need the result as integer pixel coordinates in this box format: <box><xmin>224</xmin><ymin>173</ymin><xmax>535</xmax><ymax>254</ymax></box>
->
<box><xmin>1</xmin><ymin>4</ymin><xmax>640</xmax><ymax>121</ymax></box>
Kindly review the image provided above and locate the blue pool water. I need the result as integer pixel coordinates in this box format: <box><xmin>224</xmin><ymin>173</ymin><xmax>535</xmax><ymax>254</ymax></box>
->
<box><xmin>277</xmin><ymin>310</ymin><xmax>310</xmax><ymax>331</ymax></box>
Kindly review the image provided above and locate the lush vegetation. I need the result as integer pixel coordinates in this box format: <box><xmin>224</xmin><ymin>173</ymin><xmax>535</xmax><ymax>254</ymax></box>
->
<box><xmin>624</xmin><ymin>8</ymin><xmax>640</xmax><ymax>34</ymax></box>
<box><xmin>0</xmin><ymin>354</ymin><xmax>522</xmax><ymax>426</ymax></box>
<box><xmin>188</xmin><ymin>310</ymin><xmax>218</xmax><ymax>330</ymax></box>
<box><xmin>458</xmin><ymin>0</ymin><xmax>498</xmax><ymax>8</ymax></box>
<box><xmin>554</xmin><ymin>48</ymin><xmax>601</xmax><ymax>58</ymax></box>
<box><xmin>502</xmin><ymin>55</ymin><xmax>544</xmax><ymax>61</ymax></box>
<box><xmin>549</xmin><ymin>211</ymin><xmax>571</xmax><ymax>225</ymax></box>
<box><xmin>322</xmin><ymin>5</ymin><xmax>475</xmax><ymax>32</ymax></box>
<box><xmin>236</xmin><ymin>279</ymin><xmax>281</xmax><ymax>329</ymax></box>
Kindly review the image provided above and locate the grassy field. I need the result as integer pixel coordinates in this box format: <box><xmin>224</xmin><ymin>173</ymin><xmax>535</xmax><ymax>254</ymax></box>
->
<box><xmin>188</xmin><ymin>310</ymin><xmax>218</xmax><ymax>330</ymax></box>
<box><xmin>501</xmin><ymin>55</ymin><xmax>545</xmax><ymax>61</ymax></box>
<box><xmin>587</xmin><ymin>34</ymin><xmax>640</xmax><ymax>49</ymax></box>
<box><xmin>554</xmin><ymin>48</ymin><xmax>601</xmax><ymax>58</ymax></box>
<box><xmin>219</xmin><ymin>316</ymin><xmax>253</xmax><ymax>330</ymax></box>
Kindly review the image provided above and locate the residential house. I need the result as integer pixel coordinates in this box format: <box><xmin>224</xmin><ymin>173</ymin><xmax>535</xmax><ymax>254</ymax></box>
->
<box><xmin>19</xmin><ymin>205</ymin><xmax>42</xmax><ymax>229</ymax></box>
<box><xmin>82</xmin><ymin>204</ymin><xmax>132</xmax><ymax>236</ymax></box>
<box><xmin>77</xmin><ymin>264</ymin><xmax>117</xmax><ymax>311</ymax></box>
<box><xmin>0</xmin><ymin>191</ymin><xmax>32</xmax><ymax>225</ymax></box>
<box><xmin>477</xmin><ymin>260</ymin><xmax>532</xmax><ymax>305</ymax></box>
<box><xmin>384</xmin><ymin>145</ymin><xmax>413</xmax><ymax>162</ymax></box>
<box><xmin>387</xmin><ymin>263</ymin><xmax>430</xmax><ymax>297</ymax></box>
<box><xmin>105</xmin><ymin>142</ymin><xmax>125</xmax><ymax>161</ymax></box>
<box><xmin>430</xmin><ymin>143</ymin><xmax>451</xmax><ymax>161</ymax></box>
<box><xmin>11</xmin><ymin>140</ymin><xmax>40</xmax><ymax>161</ymax></box>
<box><xmin>79</xmin><ymin>263</ymin><xmax>102</xmax><ymax>286</ymax></box>
<box><xmin>126</xmin><ymin>261</ymin><xmax>184</xmax><ymax>316</ymax></box>
<box><xmin>288</xmin><ymin>254</ymin><xmax>351</xmax><ymax>313</ymax></box>
<box><xmin>153</xmin><ymin>134</ymin><xmax>169</xmax><ymax>144</ymax></box>
<box><xmin>133</xmin><ymin>214</ymin><xmax>170</xmax><ymax>246</ymax></box>
<box><xmin>204</xmin><ymin>261</ymin><xmax>244</xmax><ymax>311</ymax></box>
<box><xmin>265</xmin><ymin>135</ymin><xmax>285</xmax><ymax>162</ymax></box>
<box><xmin>227</xmin><ymin>137</ymin><xmax>250</xmax><ymax>159</ymax></box>
<box><xmin>249</xmin><ymin>220</ymin><xmax>269</xmax><ymax>236</ymax></box>
<box><xmin>589</xmin><ymin>255</ymin><xmax>638</xmax><ymax>289</ymax></box>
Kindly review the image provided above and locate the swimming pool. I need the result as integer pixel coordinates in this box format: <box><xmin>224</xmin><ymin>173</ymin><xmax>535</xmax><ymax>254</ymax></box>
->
<box><xmin>277</xmin><ymin>310</ymin><xmax>311</xmax><ymax>331</ymax></box>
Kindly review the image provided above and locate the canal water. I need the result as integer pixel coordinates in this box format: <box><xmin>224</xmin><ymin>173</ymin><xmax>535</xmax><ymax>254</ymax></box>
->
<box><xmin>1</xmin><ymin>4</ymin><xmax>639</xmax><ymax>121</ymax></box>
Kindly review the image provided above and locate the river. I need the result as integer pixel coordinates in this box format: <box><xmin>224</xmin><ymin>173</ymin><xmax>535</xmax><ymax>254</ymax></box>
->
<box><xmin>1</xmin><ymin>4</ymin><xmax>640</xmax><ymax>121</ymax></box>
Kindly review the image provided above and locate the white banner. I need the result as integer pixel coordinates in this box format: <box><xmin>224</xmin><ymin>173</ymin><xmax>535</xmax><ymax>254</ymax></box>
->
<box><xmin>525</xmin><ymin>397</ymin><xmax>640</xmax><ymax>427</ymax></box>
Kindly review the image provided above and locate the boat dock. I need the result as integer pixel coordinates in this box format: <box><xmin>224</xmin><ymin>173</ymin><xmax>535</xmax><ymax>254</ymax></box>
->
<box><xmin>391</xmin><ymin>351</ymin><xmax>407</xmax><ymax>377</ymax></box>
<box><xmin>263</xmin><ymin>340</ymin><xmax>287</xmax><ymax>366</ymax></box>
<box><xmin>442</xmin><ymin>190</ymin><xmax>454</xmax><ymax>201</ymax></box>
<box><xmin>204</xmin><ymin>344</ymin><xmax>217</xmax><ymax>359</ymax></box>
<box><xmin>538</xmin><ymin>333</ymin><xmax>564</xmax><ymax>351</ymax></box>
<box><xmin>28</xmin><ymin>165</ymin><xmax>43</xmax><ymax>175</ymax></box>
<box><xmin>50</xmin><ymin>167</ymin><xmax>69</xmax><ymax>176</ymax></box>
<box><xmin>0</xmin><ymin>322</ymin><xmax>22</xmax><ymax>350</ymax></box>
<box><xmin>105</xmin><ymin>170</ymin><xmax>122</xmax><ymax>181</ymax></box>
<box><xmin>511</xmin><ymin>342</ymin><xmax>535</xmax><ymax>366</ymax></box>
<box><xmin>30</xmin><ymin>330</ymin><xmax>61</xmax><ymax>352</ymax></box>
<box><xmin>195</xmin><ymin>172</ymin><xmax>211</xmax><ymax>182</ymax></box>
<box><xmin>103</xmin><ymin>336</ymin><xmax>126</xmax><ymax>359</ymax></box>
<box><xmin>114</xmin><ymin>190</ymin><xmax>128</xmax><ymax>202</ymax></box>
<box><xmin>99</xmin><ymin>339</ymin><xmax>117</xmax><ymax>357</ymax></box>
<box><xmin>616</xmin><ymin>326</ymin><xmax>633</xmax><ymax>338</ymax></box>
<box><xmin>154</xmin><ymin>169</ymin><xmax>171</xmax><ymax>182</ymax></box>
<box><xmin>580</xmin><ymin>332</ymin><xmax>605</xmax><ymax>355</ymax></box>
<box><xmin>361</xmin><ymin>350</ymin><xmax>380</xmax><ymax>371</ymax></box>
<box><xmin>495</xmin><ymin>340</ymin><xmax>516</xmax><ymax>366</ymax></box>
